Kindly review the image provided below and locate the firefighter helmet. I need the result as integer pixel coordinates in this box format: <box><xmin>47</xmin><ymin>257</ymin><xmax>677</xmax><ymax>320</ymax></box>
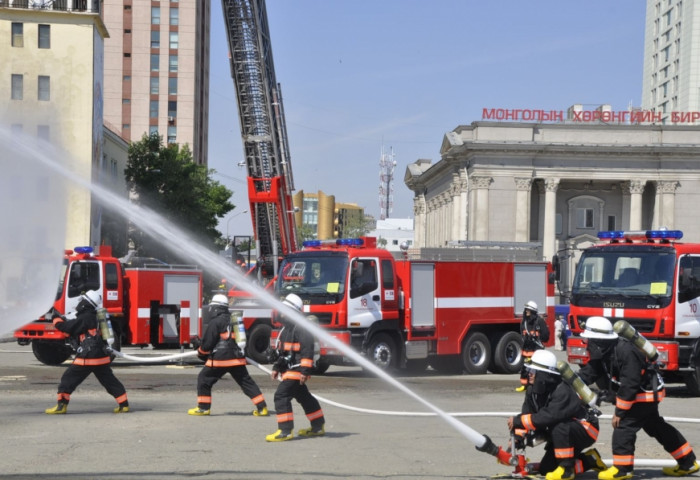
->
<box><xmin>526</xmin><ymin>349</ymin><xmax>560</xmax><ymax>375</ymax></box>
<box><xmin>523</xmin><ymin>300</ymin><xmax>538</xmax><ymax>313</ymax></box>
<box><xmin>211</xmin><ymin>294</ymin><xmax>229</xmax><ymax>306</ymax></box>
<box><xmin>581</xmin><ymin>316</ymin><xmax>618</xmax><ymax>340</ymax></box>
<box><xmin>83</xmin><ymin>290</ymin><xmax>102</xmax><ymax>308</ymax></box>
<box><xmin>283</xmin><ymin>293</ymin><xmax>303</xmax><ymax>311</ymax></box>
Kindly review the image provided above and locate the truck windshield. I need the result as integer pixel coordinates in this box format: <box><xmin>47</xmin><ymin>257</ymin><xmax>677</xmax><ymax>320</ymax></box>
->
<box><xmin>571</xmin><ymin>248</ymin><xmax>676</xmax><ymax>308</ymax></box>
<box><xmin>276</xmin><ymin>254</ymin><xmax>349</xmax><ymax>305</ymax></box>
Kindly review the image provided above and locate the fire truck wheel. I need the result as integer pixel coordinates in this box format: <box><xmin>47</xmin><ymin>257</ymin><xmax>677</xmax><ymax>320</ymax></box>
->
<box><xmin>490</xmin><ymin>331</ymin><xmax>523</xmax><ymax>375</ymax></box>
<box><xmin>461</xmin><ymin>332</ymin><xmax>491</xmax><ymax>375</ymax></box>
<box><xmin>367</xmin><ymin>333</ymin><xmax>397</xmax><ymax>371</ymax></box>
<box><xmin>246</xmin><ymin>323</ymin><xmax>272</xmax><ymax>364</ymax></box>
<box><xmin>31</xmin><ymin>341</ymin><xmax>73</xmax><ymax>366</ymax></box>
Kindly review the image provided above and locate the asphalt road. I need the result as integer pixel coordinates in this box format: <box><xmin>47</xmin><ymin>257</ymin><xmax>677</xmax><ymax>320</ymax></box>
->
<box><xmin>1</xmin><ymin>344</ymin><xmax>698</xmax><ymax>480</ymax></box>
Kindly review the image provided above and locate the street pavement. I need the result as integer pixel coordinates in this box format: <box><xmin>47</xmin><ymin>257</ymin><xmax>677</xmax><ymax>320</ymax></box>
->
<box><xmin>0</xmin><ymin>343</ymin><xmax>698</xmax><ymax>480</ymax></box>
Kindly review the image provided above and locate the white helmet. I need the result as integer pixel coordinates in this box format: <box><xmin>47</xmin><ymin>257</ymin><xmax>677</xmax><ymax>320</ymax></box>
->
<box><xmin>283</xmin><ymin>293</ymin><xmax>303</xmax><ymax>311</ymax></box>
<box><xmin>211</xmin><ymin>294</ymin><xmax>229</xmax><ymax>306</ymax></box>
<box><xmin>581</xmin><ymin>316</ymin><xmax>618</xmax><ymax>340</ymax></box>
<box><xmin>524</xmin><ymin>300</ymin><xmax>538</xmax><ymax>313</ymax></box>
<box><xmin>83</xmin><ymin>290</ymin><xmax>102</xmax><ymax>308</ymax></box>
<box><xmin>526</xmin><ymin>349</ymin><xmax>560</xmax><ymax>375</ymax></box>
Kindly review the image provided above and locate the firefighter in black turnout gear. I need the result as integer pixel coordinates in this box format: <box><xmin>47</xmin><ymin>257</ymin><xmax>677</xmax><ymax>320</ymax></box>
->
<box><xmin>577</xmin><ymin>316</ymin><xmax>699</xmax><ymax>480</ymax></box>
<box><xmin>45</xmin><ymin>290</ymin><xmax>129</xmax><ymax>414</ymax></box>
<box><xmin>508</xmin><ymin>349</ymin><xmax>606</xmax><ymax>480</ymax></box>
<box><xmin>188</xmin><ymin>294</ymin><xmax>268</xmax><ymax>416</ymax></box>
<box><xmin>266</xmin><ymin>293</ymin><xmax>325</xmax><ymax>442</ymax></box>
<box><xmin>516</xmin><ymin>300</ymin><xmax>550</xmax><ymax>392</ymax></box>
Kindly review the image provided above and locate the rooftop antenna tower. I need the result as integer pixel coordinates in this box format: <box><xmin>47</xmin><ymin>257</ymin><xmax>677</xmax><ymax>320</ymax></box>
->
<box><xmin>378</xmin><ymin>145</ymin><xmax>396</xmax><ymax>220</ymax></box>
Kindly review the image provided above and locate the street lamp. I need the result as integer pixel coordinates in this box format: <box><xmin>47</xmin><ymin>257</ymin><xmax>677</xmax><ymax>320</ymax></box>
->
<box><xmin>226</xmin><ymin>209</ymin><xmax>248</xmax><ymax>242</ymax></box>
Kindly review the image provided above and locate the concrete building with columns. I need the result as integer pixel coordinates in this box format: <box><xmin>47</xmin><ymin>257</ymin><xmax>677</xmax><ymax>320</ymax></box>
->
<box><xmin>404</xmin><ymin>120</ymin><xmax>700</xmax><ymax>296</ymax></box>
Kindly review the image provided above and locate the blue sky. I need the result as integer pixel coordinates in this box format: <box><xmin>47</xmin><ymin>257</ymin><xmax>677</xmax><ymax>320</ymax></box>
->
<box><xmin>209</xmin><ymin>0</ymin><xmax>647</xmax><ymax>238</ymax></box>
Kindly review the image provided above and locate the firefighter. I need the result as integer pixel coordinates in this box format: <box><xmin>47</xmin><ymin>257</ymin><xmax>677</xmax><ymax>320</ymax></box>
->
<box><xmin>516</xmin><ymin>300</ymin><xmax>550</xmax><ymax>392</ymax></box>
<box><xmin>266</xmin><ymin>293</ymin><xmax>325</xmax><ymax>442</ymax></box>
<box><xmin>577</xmin><ymin>316</ymin><xmax>699</xmax><ymax>480</ymax></box>
<box><xmin>188</xmin><ymin>294</ymin><xmax>268</xmax><ymax>416</ymax></box>
<box><xmin>508</xmin><ymin>349</ymin><xmax>607</xmax><ymax>480</ymax></box>
<box><xmin>45</xmin><ymin>290</ymin><xmax>129</xmax><ymax>414</ymax></box>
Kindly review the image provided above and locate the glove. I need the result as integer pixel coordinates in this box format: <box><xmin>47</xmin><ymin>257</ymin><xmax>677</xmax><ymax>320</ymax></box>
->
<box><xmin>190</xmin><ymin>337</ymin><xmax>201</xmax><ymax>350</ymax></box>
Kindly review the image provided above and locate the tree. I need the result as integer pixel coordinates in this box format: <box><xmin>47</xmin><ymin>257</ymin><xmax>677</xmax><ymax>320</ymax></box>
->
<box><xmin>124</xmin><ymin>132</ymin><xmax>234</xmax><ymax>267</ymax></box>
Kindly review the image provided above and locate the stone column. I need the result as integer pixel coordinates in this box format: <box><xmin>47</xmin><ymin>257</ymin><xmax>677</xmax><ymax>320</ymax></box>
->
<box><xmin>514</xmin><ymin>177</ymin><xmax>533</xmax><ymax>242</ymax></box>
<box><xmin>450</xmin><ymin>173</ymin><xmax>462</xmax><ymax>242</ymax></box>
<box><xmin>413</xmin><ymin>194</ymin><xmax>426</xmax><ymax>248</ymax></box>
<box><xmin>656</xmin><ymin>180</ymin><xmax>679</xmax><ymax>229</ymax></box>
<box><xmin>542</xmin><ymin>178</ymin><xmax>559</xmax><ymax>261</ymax></box>
<box><xmin>470</xmin><ymin>176</ymin><xmax>492</xmax><ymax>241</ymax></box>
<box><xmin>459</xmin><ymin>168</ymin><xmax>468</xmax><ymax>241</ymax></box>
<box><xmin>624</xmin><ymin>180</ymin><xmax>645</xmax><ymax>230</ymax></box>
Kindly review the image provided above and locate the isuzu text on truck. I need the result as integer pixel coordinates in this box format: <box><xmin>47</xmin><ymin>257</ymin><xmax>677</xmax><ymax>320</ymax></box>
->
<box><xmin>273</xmin><ymin>237</ymin><xmax>555</xmax><ymax>375</ymax></box>
<box><xmin>565</xmin><ymin>229</ymin><xmax>700</xmax><ymax>396</ymax></box>
<box><xmin>14</xmin><ymin>246</ymin><xmax>203</xmax><ymax>365</ymax></box>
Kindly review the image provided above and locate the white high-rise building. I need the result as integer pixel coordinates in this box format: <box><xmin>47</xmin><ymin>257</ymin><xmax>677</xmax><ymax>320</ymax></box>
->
<box><xmin>641</xmin><ymin>0</ymin><xmax>700</xmax><ymax>123</ymax></box>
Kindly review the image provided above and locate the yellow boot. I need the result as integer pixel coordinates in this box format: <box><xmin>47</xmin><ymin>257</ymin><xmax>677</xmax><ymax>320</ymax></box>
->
<box><xmin>598</xmin><ymin>466</ymin><xmax>633</xmax><ymax>480</ymax></box>
<box><xmin>187</xmin><ymin>407</ymin><xmax>210</xmax><ymax>416</ymax></box>
<box><xmin>265</xmin><ymin>429</ymin><xmax>293</xmax><ymax>442</ymax></box>
<box><xmin>45</xmin><ymin>402</ymin><xmax>67</xmax><ymax>415</ymax></box>
<box><xmin>298</xmin><ymin>425</ymin><xmax>325</xmax><ymax>437</ymax></box>
<box><xmin>663</xmin><ymin>461</ymin><xmax>699</xmax><ymax>477</ymax></box>
<box><xmin>515</xmin><ymin>385</ymin><xmax>526</xmax><ymax>392</ymax></box>
<box><xmin>253</xmin><ymin>406</ymin><xmax>269</xmax><ymax>416</ymax></box>
<box><xmin>545</xmin><ymin>466</ymin><xmax>574</xmax><ymax>480</ymax></box>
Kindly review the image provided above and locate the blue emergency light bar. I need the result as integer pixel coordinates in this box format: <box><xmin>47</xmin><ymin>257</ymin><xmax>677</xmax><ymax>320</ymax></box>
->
<box><xmin>597</xmin><ymin>230</ymin><xmax>683</xmax><ymax>241</ymax></box>
<box><xmin>73</xmin><ymin>246</ymin><xmax>94</xmax><ymax>254</ymax></box>
<box><xmin>302</xmin><ymin>238</ymin><xmax>365</xmax><ymax>248</ymax></box>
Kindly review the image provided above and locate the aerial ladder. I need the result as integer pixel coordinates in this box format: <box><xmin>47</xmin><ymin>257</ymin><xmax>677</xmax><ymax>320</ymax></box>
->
<box><xmin>221</xmin><ymin>0</ymin><xmax>298</xmax><ymax>283</ymax></box>
<box><xmin>219</xmin><ymin>0</ymin><xmax>299</xmax><ymax>363</ymax></box>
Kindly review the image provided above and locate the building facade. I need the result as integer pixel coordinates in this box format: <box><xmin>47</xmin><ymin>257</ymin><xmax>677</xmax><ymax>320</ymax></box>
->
<box><xmin>405</xmin><ymin>121</ymin><xmax>700</xmax><ymax>295</ymax></box>
<box><xmin>642</xmin><ymin>0</ymin><xmax>700</xmax><ymax>122</ymax></box>
<box><xmin>102</xmin><ymin>0</ymin><xmax>210</xmax><ymax>165</ymax></box>
<box><xmin>1</xmin><ymin>5</ymin><xmax>112</xmax><ymax>249</ymax></box>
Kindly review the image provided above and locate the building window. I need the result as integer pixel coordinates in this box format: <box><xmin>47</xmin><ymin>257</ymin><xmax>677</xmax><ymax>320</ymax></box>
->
<box><xmin>170</xmin><ymin>7</ymin><xmax>179</xmax><ymax>25</ymax></box>
<box><xmin>151</xmin><ymin>7</ymin><xmax>161</xmax><ymax>25</ymax></box>
<box><xmin>167</xmin><ymin>125</ymin><xmax>176</xmax><ymax>144</ymax></box>
<box><xmin>168</xmin><ymin>100</ymin><xmax>177</xmax><ymax>117</ymax></box>
<box><xmin>150</xmin><ymin>100</ymin><xmax>159</xmax><ymax>118</ymax></box>
<box><xmin>169</xmin><ymin>54</ymin><xmax>178</xmax><ymax>72</ymax></box>
<box><xmin>150</xmin><ymin>77</ymin><xmax>159</xmax><ymax>94</ymax></box>
<box><xmin>168</xmin><ymin>77</ymin><xmax>177</xmax><ymax>95</ymax></box>
<box><xmin>11</xmin><ymin>23</ymin><xmax>23</xmax><ymax>47</ymax></box>
<box><xmin>123</xmin><ymin>75</ymin><xmax>131</xmax><ymax>81</ymax></box>
<box><xmin>11</xmin><ymin>74</ymin><xmax>23</xmax><ymax>100</ymax></box>
<box><xmin>122</xmin><ymin>124</ymin><xmax>130</xmax><ymax>130</ymax></box>
<box><xmin>151</xmin><ymin>30</ymin><xmax>160</xmax><ymax>48</ymax></box>
<box><xmin>555</xmin><ymin>213</ymin><xmax>562</xmax><ymax>235</ymax></box>
<box><xmin>38</xmin><ymin>25</ymin><xmax>50</xmax><ymax>49</ymax></box>
<box><xmin>124</xmin><ymin>53</ymin><xmax>131</xmax><ymax>58</ymax></box>
<box><xmin>607</xmin><ymin>215</ymin><xmax>616</xmax><ymax>231</ymax></box>
<box><xmin>122</xmin><ymin>98</ymin><xmax>131</xmax><ymax>104</ymax></box>
<box><xmin>169</xmin><ymin>32</ymin><xmax>179</xmax><ymax>49</ymax></box>
<box><xmin>37</xmin><ymin>125</ymin><xmax>49</xmax><ymax>141</ymax></box>
<box><xmin>38</xmin><ymin>75</ymin><xmax>50</xmax><ymax>101</ymax></box>
<box><xmin>149</xmin><ymin>126</ymin><xmax>158</xmax><ymax>134</ymax></box>
<box><xmin>576</xmin><ymin>208</ymin><xmax>594</xmax><ymax>229</ymax></box>
<box><xmin>151</xmin><ymin>54</ymin><xmax>159</xmax><ymax>71</ymax></box>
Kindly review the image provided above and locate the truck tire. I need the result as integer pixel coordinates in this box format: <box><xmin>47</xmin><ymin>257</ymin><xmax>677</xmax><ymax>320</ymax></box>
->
<box><xmin>462</xmin><ymin>332</ymin><xmax>491</xmax><ymax>375</ymax></box>
<box><xmin>367</xmin><ymin>333</ymin><xmax>397</xmax><ymax>371</ymax></box>
<box><xmin>32</xmin><ymin>341</ymin><xmax>72</xmax><ymax>366</ymax></box>
<box><xmin>490</xmin><ymin>331</ymin><xmax>523</xmax><ymax>374</ymax></box>
<box><xmin>312</xmin><ymin>358</ymin><xmax>330</xmax><ymax>375</ymax></box>
<box><xmin>245</xmin><ymin>323</ymin><xmax>272</xmax><ymax>364</ymax></box>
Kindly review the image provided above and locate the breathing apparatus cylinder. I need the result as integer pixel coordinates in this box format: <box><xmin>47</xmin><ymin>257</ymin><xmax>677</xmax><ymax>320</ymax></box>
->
<box><xmin>613</xmin><ymin>320</ymin><xmax>658</xmax><ymax>361</ymax></box>
<box><xmin>97</xmin><ymin>308</ymin><xmax>115</xmax><ymax>346</ymax></box>
<box><xmin>231</xmin><ymin>310</ymin><xmax>246</xmax><ymax>351</ymax></box>
<box><xmin>556</xmin><ymin>360</ymin><xmax>598</xmax><ymax>407</ymax></box>
<box><xmin>307</xmin><ymin>314</ymin><xmax>321</xmax><ymax>363</ymax></box>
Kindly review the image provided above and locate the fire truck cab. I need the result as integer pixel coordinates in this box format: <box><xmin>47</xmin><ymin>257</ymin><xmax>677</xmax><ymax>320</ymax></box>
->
<box><xmin>566</xmin><ymin>229</ymin><xmax>700</xmax><ymax>396</ymax></box>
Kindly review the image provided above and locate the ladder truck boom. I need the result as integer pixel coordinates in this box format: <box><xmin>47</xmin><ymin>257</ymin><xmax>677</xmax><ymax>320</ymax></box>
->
<box><xmin>221</xmin><ymin>0</ymin><xmax>298</xmax><ymax>279</ymax></box>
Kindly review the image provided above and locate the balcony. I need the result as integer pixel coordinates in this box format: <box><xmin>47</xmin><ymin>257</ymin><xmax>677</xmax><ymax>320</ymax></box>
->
<box><xmin>0</xmin><ymin>0</ymin><xmax>100</xmax><ymax>14</ymax></box>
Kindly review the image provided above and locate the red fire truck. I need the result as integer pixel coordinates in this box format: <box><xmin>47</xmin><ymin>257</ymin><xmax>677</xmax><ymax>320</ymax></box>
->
<box><xmin>273</xmin><ymin>237</ymin><xmax>555</xmax><ymax>374</ymax></box>
<box><xmin>565</xmin><ymin>229</ymin><xmax>700</xmax><ymax>396</ymax></box>
<box><xmin>14</xmin><ymin>245</ymin><xmax>203</xmax><ymax>365</ymax></box>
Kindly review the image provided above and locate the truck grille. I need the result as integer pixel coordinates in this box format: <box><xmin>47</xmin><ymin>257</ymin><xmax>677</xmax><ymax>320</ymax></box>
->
<box><xmin>575</xmin><ymin>316</ymin><xmax>656</xmax><ymax>334</ymax></box>
<box><xmin>309</xmin><ymin>313</ymin><xmax>333</xmax><ymax>325</ymax></box>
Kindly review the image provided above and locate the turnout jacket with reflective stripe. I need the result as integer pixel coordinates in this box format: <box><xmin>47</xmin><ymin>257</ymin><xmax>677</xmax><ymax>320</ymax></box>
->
<box><xmin>197</xmin><ymin>307</ymin><xmax>244</xmax><ymax>366</ymax></box>
<box><xmin>272</xmin><ymin>322</ymin><xmax>315</xmax><ymax>377</ymax></box>
<box><xmin>53</xmin><ymin>307</ymin><xmax>110</xmax><ymax>365</ymax></box>
<box><xmin>578</xmin><ymin>338</ymin><xmax>663</xmax><ymax>418</ymax></box>
<box><xmin>512</xmin><ymin>380</ymin><xmax>596</xmax><ymax>437</ymax></box>
<box><xmin>521</xmin><ymin>315</ymin><xmax>550</xmax><ymax>352</ymax></box>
